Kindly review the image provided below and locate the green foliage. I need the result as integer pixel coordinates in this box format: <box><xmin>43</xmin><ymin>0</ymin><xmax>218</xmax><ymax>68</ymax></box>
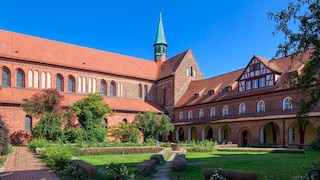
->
<box><xmin>28</xmin><ymin>138</ymin><xmax>50</xmax><ymax>152</ymax></box>
<box><xmin>310</xmin><ymin>127</ymin><xmax>320</xmax><ymax>151</ymax></box>
<box><xmin>134</xmin><ymin>112</ymin><xmax>174</xmax><ymax>140</ymax></box>
<box><xmin>31</xmin><ymin>114</ymin><xmax>63</xmax><ymax>141</ymax></box>
<box><xmin>178</xmin><ymin>140</ymin><xmax>218</xmax><ymax>148</ymax></box>
<box><xmin>82</xmin><ymin>129</ymin><xmax>106</xmax><ymax>143</ymax></box>
<box><xmin>0</xmin><ymin>120</ymin><xmax>9</xmax><ymax>155</ymax></box>
<box><xmin>105</xmin><ymin>162</ymin><xmax>129</xmax><ymax>180</ymax></box>
<box><xmin>41</xmin><ymin>146</ymin><xmax>72</xmax><ymax>170</ymax></box>
<box><xmin>60</xmin><ymin>162</ymin><xmax>87</xmax><ymax>180</ymax></box>
<box><xmin>63</xmin><ymin>127</ymin><xmax>83</xmax><ymax>143</ymax></box>
<box><xmin>268</xmin><ymin>0</ymin><xmax>320</xmax><ymax>119</ymax></box>
<box><xmin>108</xmin><ymin>122</ymin><xmax>140</xmax><ymax>143</ymax></box>
<box><xmin>71</xmin><ymin>94</ymin><xmax>112</xmax><ymax>142</ymax></box>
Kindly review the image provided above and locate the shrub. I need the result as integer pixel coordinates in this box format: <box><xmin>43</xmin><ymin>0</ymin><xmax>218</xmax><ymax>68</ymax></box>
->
<box><xmin>82</xmin><ymin>129</ymin><xmax>106</xmax><ymax>143</ymax></box>
<box><xmin>0</xmin><ymin>121</ymin><xmax>9</xmax><ymax>155</ymax></box>
<box><xmin>61</xmin><ymin>162</ymin><xmax>87</xmax><ymax>180</ymax></box>
<box><xmin>105</xmin><ymin>162</ymin><xmax>128</xmax><ymax>180</ymax></box>
<box><xmin>310</xmin><ymin>127</ymin><xmax>320</xmax><ymax>151</ymax></box>
<box><xmin>64</xmin><ymin>127</ymin><xmax>83</xmax><ymax>143</ymax></box>
<box><xmin>10</xmin><ymin>130</ymin><xmax>32</xmax><ymax>145</ymax></box>
<box><xmin>28</xmin><ymin>139</ymin><xmax>49</xmax><ymax>152</ymax></box>
<box><xmin>32</xmin><ymin>114</ymin><xmax>63</xmax><ymax>141</ymax></box>
<box><xmin>41</xmin><ymin>146</ymin><xmax>72</xmax><ymax>170</ymax></box>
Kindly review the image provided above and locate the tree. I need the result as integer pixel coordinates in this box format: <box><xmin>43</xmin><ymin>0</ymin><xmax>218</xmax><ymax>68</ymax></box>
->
<box><xmin>108</xmin><ymin>122</ymin><xmax>140</xmax><ymax>143</ymax></box>
<box><xmin>134</xmin><ymin>112</ymin><xmax>174</xmax><ymax>140</ymax></box>
<box><xmin>71</xmin><ymin>93</ymin><xmax>113</xmax><ymax>142</ymax></box>
<box><xmin>21</xmin><ymin>89</ymin><xmax>69</xmax><ymax>140</ymax></box>
<box><xmin>268</xmin><ymin>0</ymin><xmax>320</xmax><ymax>120</ymax></box>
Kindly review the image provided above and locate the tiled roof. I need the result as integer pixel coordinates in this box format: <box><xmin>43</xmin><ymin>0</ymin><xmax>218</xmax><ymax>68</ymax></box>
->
<box><xmin>158</xmin><ymin>49</ymin><xmax>189</xmax><ymax>79</ymax></box>
<box><xmin>104</xmin><ymin>98</ymin><xmax>165</xmax><ymax>113</ymax></box>
<box><xmin>0</xmin><ymin>30</ymin><xmax>159</xmax><ymax>80</ymax></box>
<box><xmin>176</xmin><ymin>51</ymin><xmax>311</xmax><ymax>108</ymax></box>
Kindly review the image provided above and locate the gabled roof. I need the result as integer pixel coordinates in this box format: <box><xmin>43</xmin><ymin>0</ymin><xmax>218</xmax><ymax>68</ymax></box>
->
<box><xmin>157</xmin><ymin>49</ymin><xmax>190</xmax><ymax>79</ymax></box>
<box><xmin>0</xmin><ymin>30</ymin><xmax>159</xmax><ymax>80</ymax></box>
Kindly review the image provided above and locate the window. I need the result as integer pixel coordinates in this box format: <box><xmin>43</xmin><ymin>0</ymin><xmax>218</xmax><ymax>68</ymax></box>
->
<box><xmin>41</xmin><ymin>72</ymin><xmax>46</xmax><ymax>88</ymax></box>
<box><xmin>188</xmin><ymin>111</ymin><xmax>192</xmax><ymax>119</ymax></box>
<box><xmin>210</xmin><ymin>107</ymin><xmax>215</xmax><ymax>117</ymax></box>
<box><xmin>25</xmin><ymin>115</ymin><xmax>32</xmax><ymax>132</ymax></box>
<box><xmin>226</xmin><ymin>86</ymin><xmax>232</xmax><ymax>92</ymax></box>
<box><xmin>246</xmin><ymin>81</ymin><xmax>251</xmax><ymax>90</ymax></box>
<box><xmin>110</xmin><ymin>81</ymin><xmax>116</xmax><ymax>96</ymax></box>
<box><xmin>283</xmin><ymin>97</ymin><xmax>293</xmax><ymax>110</ymax></box>
<box><xmin>138</xmin><ymin>84</ymin><xmax>142</xmax><ymax>98</ymax></box>
<box><xmin>190</xmin><ymin>66</ymin><xmax>193</xmax><ymax>77</ymax></box>
<box><xmin>208</xmin><ymin>90</ymin><xmax>214</xmax><ymax>95</ymax></box>
<box><xmin>223</xmin><ymin>105</ymin><xmax>228</xmax><ymax>116</ymax></box>
<box><xmin>259</xmin><ymin>77</ymin><xmax>266</xmax><ymax>87</ymax></box>
<box><xmin>257</xmin><ymin>100</ymin><xmax>265</xmax><ymax>113</ymax></box>
<box><xmin>252</xmin><ymin>79</ymin><xmax>258</xmax><ymax>89</ymax></box>
<box><xmin>144</xmin><ymin>85</ymin><xmax>148</xmax><ymax>99</ymax></box>
<box><xmin>100</xmin><ymin>80</ymin><xmax>107</xmax><ymax>95</ymax></box>
<box><xmin>28</xmin><ymin>70</ymin><xmax>33</xmax><ymax>87</ymax></box>
<box><xmin>179</xmin><ymin>112</ymin><xmax>183</xmax><ymax>120</ymax></box>
<box><xmin>16</xmin><ymin>69</ymin><xmax>25</xmax><ymax>88</ymax></box>
<box><xmin>224</xmin><ymin>129</ymin><xmax>229</xmax><ymax>141</ymax></box>
<box><xmin>68</xmin><ymin>76</ymin><xmax>75</xmax><ymax>92</ymax></box>
<box><xmin>199</xmin><ymin>109</ymin><xmax>204</xmax><ymax>118</ymax></box>
<box><xmin>101</xmin><ymin>118</ymin><xmax>108</xmax><ymax>129</ymax></box>
<box><xmin>194</xmin><ymin>93</ymin><xmax>199</xmax><ymax>98</ymax></box>
<box><xmin>2</xmin><ymin>67</ymin><xmax>10</xmax><ymax>86</ymax></box>
<box><xmin>56</xmin><ymin>74</ymin><xmax>64</xmax><ymax>91</ymax></box>
<box><xmin>46</xmin><ymin>72</ymin><xmax>51</xmax><ymax>88</ymax></box>
<box><xmin>239</xmin><ymin>103</ymin><xmax>246</xmax><ymax>114</ymax></box>
<box><xmin>122</xmin><ymin>119</ymin><xmax>128</xmax><ymax>124</ymax></box>
<box><xmin>34</xmin><ymin>71</ymin><xmax>39</xmax><ymax>88</ymax></box>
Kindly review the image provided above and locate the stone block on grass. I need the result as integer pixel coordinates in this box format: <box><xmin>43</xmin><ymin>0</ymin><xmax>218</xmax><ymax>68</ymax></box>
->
<box><xmin>71</xmin><ymin>159</ymin><xmax>97</xmax><ymax>179</ymax></box>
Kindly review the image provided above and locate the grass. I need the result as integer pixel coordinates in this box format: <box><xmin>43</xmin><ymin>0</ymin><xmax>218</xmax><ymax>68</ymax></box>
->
<box><xmin>170</xmin><ymin>151</ymin><xmax>320</xmax><ymax>180</ymax></box>
<box><xmin>75</xmin><ymin>153</ymin><xmax>154</xmax><ymax>169</ymax></box>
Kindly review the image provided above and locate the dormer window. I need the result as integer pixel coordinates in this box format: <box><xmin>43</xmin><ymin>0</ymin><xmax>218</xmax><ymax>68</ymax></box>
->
<box><xmin>289</xmin><ymin>71</ymin><xmax>298</xmax><ymax>79</ymax></box>
<box><xmin>219</xmin><ymin>89</ymin><xmax>225</xmax><ymax>93</ymax></box>
<box><xmin>194</xmin><ymin>93</ymin><xmax>199</xmax><ymax>98</ymax></box>
<box><xmin>208</xmin><ymin>90</ymin><xmax>214</xmax><ymax>95</ymax></box>
<box><xmin>226</xmin><ymin>86</ymin><xmax>232</xmax><ymax>92</ymax></box>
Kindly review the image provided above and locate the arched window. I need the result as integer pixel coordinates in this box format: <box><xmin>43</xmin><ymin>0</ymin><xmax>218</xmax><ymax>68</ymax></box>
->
<box><xmin>34</xmin><ymin>71</ymin><xmax>39</xmax><ymax>88</ymax></box>
<box><xmin>68</xmin><ymin>75</ymin><xmax>75</xmax><ymax>92</ymax></box>
<box><xmin>2</xmin><ymin>67</ymin><xmax>10</xmax><ymax>86</ymax></box>
<box><xmin>239</xmin><ymin>103</ymin><xmax>246</xmax><ymax>114</ymax></box>
<box><xmin>199</xmin><ymin>109</ymin><xmax>204</xmax><ymax>118</ymax></box>
<box><xmin>101</xmin><ymin>118</ymin><xmax>108</xmax><ymax>129</ymax></box>
<box><xmin>28</xmin><ymin>70</ymin><xmax>33</xmax><ymax>87</ymax></box>
<box><xmin>56</xmin><ymin>74</ymin><xmax>64</xmax><ymax>91</ymax></box>
<box><xmin>82</xmin><ymin>77</ymin><xmax>86</xmax><ymax>92</ymax></box>
<box><xmin>46</xmin><ymin>72</ymin><xmax>51</xmax><ymax>88</ymax></box>
<box><xmin>41</xmin><ymin>72</ymin><xmax>46</xmax><ymax>88</ymax></box>
<box><xmin>100</xmin><ymin>80</ymin><xmax>107</xmax><ymax>95</ymax></box>
<box><xmin>210</xmin><ymin>107</ymin><xmax>215</xmax><ymax>117</ymax></box>
<box><xmin>138</xmin><ymin>84</ymin><xmax>142</xmax><ymax>98</ymax></box>
<box><xmin>188</xmin><ymin>111</ymin><xmax>192</xmax><ymax>119</ymax></box>
<box><xmin>223</xmin><ymin>105</ymin><xmax>228</xmax><ymax>116</ymax></box>
<box><xmin>88</xmin><ymin>78</ymin><xmax>92</xmax><ymax>93</ymax></box>
<box><xmin>16</xmin><ymin>69</ymin><xmax>25</xmax><ymax>88</ymax></box>
<box><xmin>144</xmin><ymin>85</ymin><xmax>148</xmax><ymax>99</ymax></box>
<box><xmin>92</xmin><ymin>78</ymin><xmax>96</xmax><ymax>93</ymax></box>
<box><xmin>78</xmin><ymin>77</ymin><xmax>82</xmax><ymax>92</ymax></box>
<box><xmin>257</xmin><ymin>100</ymin><xmax>265</xmax><ymax>113</ymax></box>
<box><xmin>110</xmin><ymin>81</ymin><xmax>116</xmax><ymax>96</ymax></box>
<box><xmin>283</xmin><ymin>97</ymin><xmax>293</xmax><ymax>110</ymax></box>
<box><xmin>179</xmin><ymin>112</ymin><xmax>183</xmax><ymax>120</ymax></box>
<box><xmin>122</xmin><ymin>119</ymin><xmax>127</xmax><ymax>124</ymax></box>
<box><xmin>25</xmin><ymin>115</ymin><xmax>32</xmax><ymax>132</ymax></box>
<box><xmin>224</xmin><ymin>129</ymin><xmax>229</xmax><ymax>141</ymax></box>
<box><xmin>190</xmin><ymin>66</ymin><xmax>193</xmax><ymax>77</ymax></box>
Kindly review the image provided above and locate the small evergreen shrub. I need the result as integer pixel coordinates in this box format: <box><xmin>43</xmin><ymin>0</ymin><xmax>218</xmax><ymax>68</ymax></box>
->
<box><xmin>41</xmin><ymin>146</ymin><xmax>72</xmax><ymax>170</ymax></box>
<box><xmin>0</xmin><ymin>121</ymin><xmax>9</xmax><ymax>155</ymax></box>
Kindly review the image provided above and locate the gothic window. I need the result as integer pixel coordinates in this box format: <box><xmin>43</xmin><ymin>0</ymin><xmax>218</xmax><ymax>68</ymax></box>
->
<box><xmin>16</xmin><ymin>69</ymin><xmax>25</xmax><ymax>88</ymax></box>
<box><xmin>239</xmin><ymin>103</ymin><xmax>246</xmax><ymax>114</ymax></box>
<box><xmin>210</xmin><ymin>107</ymin><xmax>215</xmax><ymax>117</ymax></box>
<box><xmin>2</xmin><ymin>67</ymin><xmax>10</xmax><ymax>86</ymax></box>
<box><xmin>257</xmin><ymin>100</ymin><xmax>265</xmax><ymax>113</ymax></box>
<box><xmin>25</xmin><ymin>115</ymin><xmax>32</xmax><ymax>132</ymax></box>
<box><xmin>56</xmin><ymin>74</ymin><xmax>64</xmax><ymax>91</ymax></box>
<box><xmin>188</xmin><ymin>111</ymin><xmax>192</xmax><ymax>119</ymax></box>
<box><xmin>122</xmin><ymin>119</ymin><xmax>128</xmax><ymax>124</ymax></box>
<box><xmin>199</xmin><ymin>109</ymin><xmax>204</xmax><ymax>118</ymax></box>
<box><xmin>223</xmin><ymin>105</ymin><xmax>228</xmax><ymax>116</ymax></box>
<box><xmin>190</xmin><ymin>66</ymin><xmax>193</xmax><ymax>77</ymax></box>
<box><xmin>100</xmin><ymin>80</ymin><xmax>107</xmax><ymax>95</ymax></box>
<box><xmin>68</xmin><ymin>75</ymin><xmax>75</xmax><ymax>92</ymax></box>
<box><xmin>110</xmin><ymin>81</ymin><xmax>116</xmax><ymax>96</ymax></box>
<box><xmin>101</xmin><ymin>118</ymin><xmax>108</xmax><ymax>129</ymax></box>
<box><xmin>283</xmin><ymin>97</ymin><xmax>293</xmax><ymax>110</ymax></box>
<box><xmin>179</xmin><ymin>112</ymin><xmax>183</xmax><ymax>120</ymax></box>
<box><xmin>138</xmin><ymin>84</ymin><xmax>142</xmax><ymax>98</ymax></box>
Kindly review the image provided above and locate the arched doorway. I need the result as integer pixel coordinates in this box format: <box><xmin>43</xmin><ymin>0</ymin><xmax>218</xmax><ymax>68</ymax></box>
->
<box><xmin>218</xmin><ymin>124</ymin><xmax>231</xmax><ymax>143</ymax></box>
<box><xmin>175</xmin><ymin>127</ymin><xmax>185</xmax><ymax>142</ymax></box>
<box><xmin>188</xmin><ymin>127</ymin><xmax>198</xmax><ymax>141</ymax></box>
<box><xmin>260</xmin><ymin>122</ymin><xmax>280</xmax><ymax>145</ymax></box>
<box><xmin>289</xmin><ymin>120</ymin><xmax>315</xmax><ymax>145</ymax></box>
<box><xmin>242</xmin><ymin>130</ymin><xmax>251</xmax><ymax>147</ymax></box>
<box><xmin>202</xmin><ymin>125</ymin><xmax>213</xmax><ymax>140</ymax></box>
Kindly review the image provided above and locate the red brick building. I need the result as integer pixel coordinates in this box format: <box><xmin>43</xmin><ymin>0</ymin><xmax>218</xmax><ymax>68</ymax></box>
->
<box><xmin>0</xmin><ymin>13</ymin><xmax>318</xmax><ymax>147</ymax></box>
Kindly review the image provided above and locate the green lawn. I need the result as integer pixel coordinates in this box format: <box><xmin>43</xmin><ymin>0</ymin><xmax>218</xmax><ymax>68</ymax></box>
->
<box><xmin>171</xmin><ymin>151</ymin><xmax>320</xmax><ymax>180</ymax></box>
<box><xmin>75</xmin><ymin>153</ymin><xmax>154</xmax><ymax>169</ymax></box>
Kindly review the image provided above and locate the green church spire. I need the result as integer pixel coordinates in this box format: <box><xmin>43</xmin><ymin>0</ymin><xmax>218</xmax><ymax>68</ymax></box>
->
<box><xmin>154</xmin><ymin>11</ymin><xmax>167</xmax><ymax>62</ymax></box>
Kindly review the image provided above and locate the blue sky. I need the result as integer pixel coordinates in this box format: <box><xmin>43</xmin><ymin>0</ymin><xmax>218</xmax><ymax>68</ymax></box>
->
<box><xmin>0</xmin><ymin>1</ymin><xmax>293</xmax><ymax>78</ymax></box>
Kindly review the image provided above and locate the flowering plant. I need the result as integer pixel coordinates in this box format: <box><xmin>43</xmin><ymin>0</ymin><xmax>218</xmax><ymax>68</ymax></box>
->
<box><xmin>209</xmin><ymin>169</ymin><xmax>226</xmax><ymax>180</ymax></box>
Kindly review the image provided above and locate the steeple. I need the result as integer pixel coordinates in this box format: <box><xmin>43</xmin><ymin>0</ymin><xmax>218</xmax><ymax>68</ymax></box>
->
<box><xmin>154</xmin><ymin>11</ymin><xmax>168</xmax><ymax>63</ymax></box>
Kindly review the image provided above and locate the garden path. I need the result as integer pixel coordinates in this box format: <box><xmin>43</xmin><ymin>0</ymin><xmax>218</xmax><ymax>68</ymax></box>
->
<box><xmin>0</xmin><ymin>146</ymin><xmax>59</xmax><ymax>180</ymax></box>
<box><xmin>151</xmin><ymin>151</ymin><xmax>179</xmax><ymax>180</ymax></box>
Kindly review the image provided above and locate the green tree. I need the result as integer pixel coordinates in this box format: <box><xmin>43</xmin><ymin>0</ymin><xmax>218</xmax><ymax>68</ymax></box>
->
<box><xmin>71</xmin><ymin>93</ymin><xmax>112</xmax><ymax>142</ymax></box>
<box><xmin>268</xmin><ymin>0</ymin><xmax>320</xmax><ymax>120</ymax></box>
<box><xmin>108</xmin><ymin>122</ymin><xmax>140</xmax><ymax>143</ymax></box>
<box><xmin>134</xmin><ymin>112</ymin><xmax>174</xmax><ymax>140</ymax></box>
<box><xmin>21</xmin><ymin>89</ymin><xmax>68</xmax><ymax>140</ymax></box>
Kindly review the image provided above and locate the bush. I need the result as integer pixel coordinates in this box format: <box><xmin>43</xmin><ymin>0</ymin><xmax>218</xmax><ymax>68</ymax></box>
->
<box><xmin>310</xmin><ymin>127</ymin><xmax>320</xmax><ymax>151</ymax></box>
<box><xmin>32</xmin><ymin>114</ymin><xmax>63</xmax><ymax>141</ymax></box>
<box><xmin>82</xmin><ymin>129</ymin><xmax>106</xmax><ymax>143</ymax></box>
<box><xmin>64</xmin><ymin>127</ymin><xmax>83</xmax><ymax>143</ymax></box>
<box><xmin>60</xmin><ymin>162</ymin><xmax>87</xmax><ymax>180</ymax></box>
<box><xmin>0</xmin><ymin>121</ymin><xmax>9</xmax><ymax>155</ymax></box>
<box><xmin>105</xmin><ymin>162</ymin><xmax>128</xmax><ymax>180</ymax></box>
<box><xmin>41</xmin><ymin>146</ymin><xmax>72</xmax><ymax>170</ymax></box>
<box><xmin>28</xmin><ymin>139</ymin><xmax>50</xmax><ymax>153</ymax></box>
